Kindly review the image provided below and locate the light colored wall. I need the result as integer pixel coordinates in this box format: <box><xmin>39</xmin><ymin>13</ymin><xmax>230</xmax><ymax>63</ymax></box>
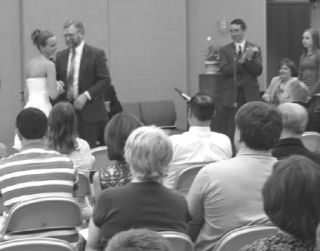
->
<box><xmin>0</xmin><ymin>0</ymin><xmax>22</xmax><ymax>147</ymax></box>
<box><xmin>107</xmin><ymin>0</ymin><xmax>188</xmax><ymax>129</ymax></box>
<box><xmin>187</xmin><ymin>0</ymin><xmax>267</xmax><ymax>95</ymax></box>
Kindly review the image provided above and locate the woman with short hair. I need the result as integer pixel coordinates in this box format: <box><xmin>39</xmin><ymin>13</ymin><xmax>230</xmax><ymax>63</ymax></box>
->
<box><xmin>262</xmin><ymin>58</ymin><xmax>298</xmax><ymax>105</ymax></box>
<box><xmin>86</xmin><ymin>126</ymin><xmax>190</xmax><ymax>251</ymax></box>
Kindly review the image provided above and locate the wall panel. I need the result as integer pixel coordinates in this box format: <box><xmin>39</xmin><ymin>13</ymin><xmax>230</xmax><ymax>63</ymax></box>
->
<box><xmin>0</xmin><ymin>0</ymin><xmax>22</xmax><ymax>147</ymax></box>
<box><xmin>108</xmin><ymin>0</ymin><xmax>188</xmax><ymax>128</ymax></box>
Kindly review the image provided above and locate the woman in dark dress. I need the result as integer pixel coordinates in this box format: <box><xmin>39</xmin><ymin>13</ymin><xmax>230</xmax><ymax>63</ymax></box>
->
<box><xmin>299</xmin><ymin>28</ymin><xmax>320</xmax><ymax>96</ymax></box>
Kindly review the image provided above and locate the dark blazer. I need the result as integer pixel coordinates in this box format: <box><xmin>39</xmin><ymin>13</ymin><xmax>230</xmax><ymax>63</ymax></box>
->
<box><xmin>55</xmin><ymin>43</ymin><xmax>111</xmax><ymax>123</ymax></box>
<box><xmin>219</xmin><ymin>41</ymin><xmax>262</xmax><ymax>108</ymax></box>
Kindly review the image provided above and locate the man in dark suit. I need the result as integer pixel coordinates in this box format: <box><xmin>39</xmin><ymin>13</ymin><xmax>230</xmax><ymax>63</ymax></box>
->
<box><xmin>214</xmin><ymin>18</ymin><xmax>262</xmax><ymax>140</ymax></box>
<box><xmin>55</xmin><ymin>20</ymin><xmax>111</xmax><ymax>148</ymax></box>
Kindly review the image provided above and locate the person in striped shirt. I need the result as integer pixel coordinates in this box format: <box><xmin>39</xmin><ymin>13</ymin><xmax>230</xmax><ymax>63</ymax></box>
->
<box><xmin>0</xmin><ymin>108</ymin><xmax>76</xmax><ymax>214</ymax></box>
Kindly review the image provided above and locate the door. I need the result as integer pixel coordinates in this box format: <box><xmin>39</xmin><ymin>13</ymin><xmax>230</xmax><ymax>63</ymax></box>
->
<box><xmin>267</xmin><ymin>1</ymin><xmax>310</xmax><ymax>84</ymax></box>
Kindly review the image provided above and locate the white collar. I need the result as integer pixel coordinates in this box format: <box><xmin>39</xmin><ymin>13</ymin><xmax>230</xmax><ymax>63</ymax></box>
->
<box><xmin>235</xmin><ymin>40</ymin><xmax>246</xmax><ymax>50</ymax></box>
<box><xmin>188</xmin><ymin>126</ymin><xmax>211</xmax><ymax>133</ymax></box>
<box><xmin>72</xmin><ymin>40</ymin><xmax>85</xmax><ymax>54</ymax></box>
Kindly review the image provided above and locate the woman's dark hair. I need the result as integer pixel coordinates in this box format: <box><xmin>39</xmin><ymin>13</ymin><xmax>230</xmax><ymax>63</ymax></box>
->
<box><xmin>302</xmin><ymin>28</ymin><xmax>320</xmax><ymax>54</ymax></box>
<box><xmin>263</xmin><ymin>155</ymin><xmax>320</xmax><ymax>242</ymax></box>
<box><xmin>104</xmin><ymin>112</ymin><xmax>143</xmax><ymax>161</ymax></box>
<box><xmin>47</xmin><ymin>102</ymin><xmax>78</xmax><ymax>155</ymax></box>
<box><xmin>31</xmin><ymin>29</ymin><xmax>54</xmax><ymax>51</ymax></box>
<box><xmin>279</xmin><ymin>58</ymin><xmax>298</xmax><ymax>77</ymax></box>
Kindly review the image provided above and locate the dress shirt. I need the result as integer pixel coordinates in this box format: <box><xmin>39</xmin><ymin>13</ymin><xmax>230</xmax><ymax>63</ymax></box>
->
<box><xmin>235</xmin><ymin>40</ymin><xmax>246</xmax><ymax>54</ymax></box>
<box><xmin>163</xmin><ymin>126</ymin><xmax>232</xmax><ymax>189</ymax></box>
<box><xmin>67</xmin><ymin>41</ymin><xmax>90</xmax><ymax>99</ymax></box>
<box><xmin>187</xmin><ymin>147</ymin><xmax>276</xmax><ymax>251</ymax></box>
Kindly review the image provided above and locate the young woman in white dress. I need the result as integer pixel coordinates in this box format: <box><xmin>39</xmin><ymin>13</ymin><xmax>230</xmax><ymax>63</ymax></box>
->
<box><xmin>13</xmin><ymin>29</ymin><xmax>64</xmax><ymax>149</ymax></box>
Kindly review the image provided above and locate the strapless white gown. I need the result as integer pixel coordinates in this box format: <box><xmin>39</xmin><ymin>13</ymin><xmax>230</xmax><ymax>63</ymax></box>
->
<box><xmin>24</xmin><ymin>78</ymin><xmax>52</xmax><ymax>117</ymax></box>
<box><xmin>13</xmin><ymin>78</ymin><xmax>52</xmax><ymax>149</ymax></box>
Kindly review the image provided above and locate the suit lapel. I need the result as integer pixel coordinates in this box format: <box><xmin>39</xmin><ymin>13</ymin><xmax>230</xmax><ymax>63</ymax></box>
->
<box><xmin>60</xmin><ymin>50</ymin><xmax>69</xmax><ymax>81</ymax></box>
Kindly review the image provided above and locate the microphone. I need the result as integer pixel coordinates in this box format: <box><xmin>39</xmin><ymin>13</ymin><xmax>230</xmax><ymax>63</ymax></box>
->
<box><xmin>174</xmin><ymin>87</ymin><xmax>191</xmax><ymax>102</ymax></box>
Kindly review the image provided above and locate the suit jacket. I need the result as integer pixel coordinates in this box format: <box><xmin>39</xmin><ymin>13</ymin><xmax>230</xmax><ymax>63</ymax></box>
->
<box><xmin>219</xmin><ymin>41</ymin><xmax>262</xmax><ymax>108</ymax></box>
<box><xmin>55</xmin><ymin>43</ymin><xmax>111</xmax><ymax>123</ymax></box>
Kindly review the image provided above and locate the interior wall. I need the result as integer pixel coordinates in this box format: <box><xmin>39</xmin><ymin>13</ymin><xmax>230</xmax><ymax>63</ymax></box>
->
<box><xmin>187</xmin><ymin>0</ymin><xmax>267</xmax><ymax>95</ymax></box>
<box><xmin>107</xmin><ymin>0</ymin><xmax>187</xmax><ymax>129</ymax></box>
<box><xmin>0</xmin><ymin>0</ymin><xmax>22</xmax><ymax>148</ymax></box>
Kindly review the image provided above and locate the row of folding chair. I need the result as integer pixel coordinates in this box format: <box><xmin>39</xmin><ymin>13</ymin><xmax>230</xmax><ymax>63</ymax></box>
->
<box><xmin>0</xmin><ymin>238</ymin><xmax>73</xmax><ymax>251</ymax></box>
<box><xmin>0</xmin><ymin>196</ymin><xmax>84</xmax><ymax>250</ymax></box>
<box><xmin>301</xmin><ymin>131</ymin><xmax>320</xmax><ymax>154</ymax></box>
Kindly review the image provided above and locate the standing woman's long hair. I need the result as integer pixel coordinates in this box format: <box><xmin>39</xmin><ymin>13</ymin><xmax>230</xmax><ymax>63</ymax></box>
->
<box><xmin>302</xmin><ymin>28</ymin><xmax>320</xmax><ymax>55</ymax></box>
<box><xmin>47</xmin><ymin>102</ymin><xmax>78</xmax><ymax>154</ymax></box>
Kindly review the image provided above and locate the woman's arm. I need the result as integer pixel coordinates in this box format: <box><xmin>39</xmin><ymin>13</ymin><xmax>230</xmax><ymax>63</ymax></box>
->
<box><xmin>46</xmin><ymin>61</ymin><xmax>61</xmax><ymax>100</ymax></box>
<box><xmin>92</xmin><ymin>172</ymin><xmax>102</xmax><ymax>202</ymax></box>
<box><xmin>85</xmin><ymin>218</ymin><xmax>101</xmax><ymax>251</ymax></box>
<box><xmin>311</xmin><ymin>51</ymin><xmax>320</xmax><ymax>95</ymax></box>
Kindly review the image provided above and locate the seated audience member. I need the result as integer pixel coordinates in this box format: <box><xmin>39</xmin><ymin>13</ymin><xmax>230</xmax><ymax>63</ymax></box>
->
<box><xmin>47</xmin><ymin>102</ymin><xmax>94</xmax><ymax>220</ymax></box>
<box><xmin>163</xmin><ymin>94</ymin><xmax>232</xmax><ymax>189</ymax></box>
<box><xmin>241</xmin><ymin>155</ymin><xmax>320</xmax><ymax>250</ymax></box>
<box><xmin>86</xmin><ymin>126</ymin><xmax>190</xmax><ymax>251</ymax></box>
<box><xmin>105</xmin><ymin>229</ymin><xmax>172</xmax><ymax>251</ymax></box>
<box><xmin>280</xmin><ymin>80</ymin><xmax>320</xmax><ymax>132</ymax></box>
<box><xmin>262</xmin><ymin>58</ymin><xmax>298</xmax><ymax>105</ymax></box>
<box><xmin>187</xmin><ymin>101</ymin><xmax>282</xmax><ymax>251</ymax></box>
<box><xmin>48</xmin><ymin>102</ymin><xmax>94</xmax><ymax>174</ymax></box>
<box><xmin>0</xmin><ymin>108</ymin><xmax>76</xmax><ymax>213</ymax></box>
<box><xmin>272</xmin><ymin>103</ymin><xmax>320</xmax><ymax>161</ymax></box>
<box><xmin>93</xmin><ymin>112</ymin><xmax>143</xmax><ymax>196</ymax></box>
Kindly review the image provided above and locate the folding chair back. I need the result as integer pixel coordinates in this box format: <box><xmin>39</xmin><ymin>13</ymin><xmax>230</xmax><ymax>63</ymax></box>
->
<box><xmin>0</xmin><ymin>237</ymin><xmax>73</xmax><ymax>251</ymax></box>
<box><xmin>213</xmin><ymin>225</ymin><xmax>278</xmax><ymax>251</ymax></box>
<box><xmin>159</xmin><ymin>231</ymin><xmax>193</xmax><ymax>251</ymax></box>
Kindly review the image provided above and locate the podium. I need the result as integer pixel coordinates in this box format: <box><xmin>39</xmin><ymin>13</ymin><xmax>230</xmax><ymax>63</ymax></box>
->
<box><xmin>198</xmin><ymin>74</ymin><xmax>222</xmax><ymax>104</ymax></box>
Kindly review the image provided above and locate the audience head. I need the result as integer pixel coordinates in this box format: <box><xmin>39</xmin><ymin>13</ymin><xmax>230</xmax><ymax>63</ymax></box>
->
<box><xmin>105</xmin><ymin>229</ymin><xmax>172</xmax><ymax>251</ymax></box>
<box><xmin>264</xmin><ymin>155</ymin><xmax>320</xmax><ymax>242</ymax></box>
<box><xmin>47</xmin><ymin>102</ymin><xmax>77</xmax><ymax>154</ymax></box>
<box><xmin>230</xmin><ymin>18</ymin><xmax>246</xmax><ymax>43</ymax></box>
<box><xmin>16</xmin><ymin>108</ymin><xmax>47</xmax><ymax>141</ymax></box>
<box><xmin>63</xmin><ymin>20</ymin><xmax>84</xmax><ymax>49</ymax></box>
<box><xmin>31</xmin><ymin>29</ymin><xmax>57</xmax><ymax>58</ymax></box>
<box><xmin>124</xmin><ymin>126</ymin><xmax>173</xmax><ymax>182</ymax></box>
<box><xmin>187</xmin><ymin>94</ymin><xmax>215</xmax><ymax>124</ymax></box>
<box><xmin>278</xmin><ymin>58</ymin><xmax>298</xmax><ymax>78</ymax></box>
<box><xmin>234</xmin><ymin>101</ymin><xmax>282</xmax><ymax>151</ymax></box>
<box><xmin>280</xmin><ymin>80</ymin><xmax>309</xmax><ymax>104</ymax></box>
<box><xmin>278</xmin><ymin>103</ymin><xmax>308</xmax><ymax>137</ymax></box>
<box><xmin>104</xmin><ymin>112</ymin><xmax>143</xmax><ymax>161</ymax></box>
<box><xmin>302</xmin><ymin>28</ymin><xmax>320</xmax><ymax>53</ymax></box>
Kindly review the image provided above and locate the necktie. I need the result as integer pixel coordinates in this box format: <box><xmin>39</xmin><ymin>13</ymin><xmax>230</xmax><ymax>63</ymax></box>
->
<box><xmin>67</xmin><ymin>48</ymin><xmax>76</xmax><ymax>101</ymax></box>
<box><xmin>237</xmin><ymin>45</ymin><xmax>242</xmax><ymax>58</ymax></box>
